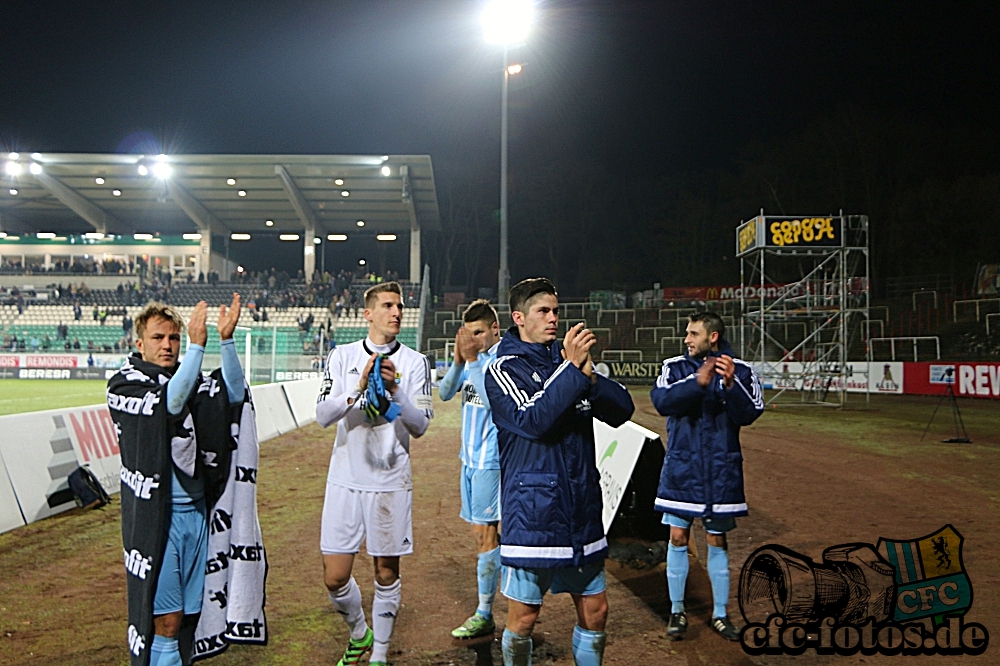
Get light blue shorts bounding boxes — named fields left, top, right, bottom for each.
left=500, top=561, right=606, bottom=606
left=153, top=501, right=208, bottom=616
left=663, top=512, right=737, bottom=535
left=459, top=467, right=500, bottom=525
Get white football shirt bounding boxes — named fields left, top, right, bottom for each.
left=317, top=338, right=433, bottom=491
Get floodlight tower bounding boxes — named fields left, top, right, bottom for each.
left=483, top=0, right=533, bottom=308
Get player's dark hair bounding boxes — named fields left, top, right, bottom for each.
left=364, top=281, right=402, bottom=308
left=509, top=278, right=557, bottom=314
left=462, top=299, right=498, bottom=325
left=689, top=311, right=725, bottom=339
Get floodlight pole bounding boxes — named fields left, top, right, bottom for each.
left=498, top=45, right=511, bottom=307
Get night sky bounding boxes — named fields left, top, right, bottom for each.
left=2, top=0, right=998, bottom=283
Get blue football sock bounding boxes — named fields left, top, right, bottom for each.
left=572, top=625, right=606, bottom=666
left=476, top=547, right=500, bottom=618
left=666, top=543, right=689, bottom=614
left=502, top=628, right=532, bottom=666
left=707, top=544, right=730, bottom=619
left=149, top=634, right=182, bottom=666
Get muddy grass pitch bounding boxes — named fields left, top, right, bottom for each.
left=1, top=391, right=997, bottom=665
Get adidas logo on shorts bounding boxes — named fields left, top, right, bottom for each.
left=402, top=537, right=411, bottom=546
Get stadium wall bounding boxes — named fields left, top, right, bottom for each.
left=0, top=377, right=321, bottom=535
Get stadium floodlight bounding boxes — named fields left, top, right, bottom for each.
left=95, top=177, right=105, bottom=185
left=376, top=234, right=397, bottom=241
left=30, top=152, right=42, bottom=159
left=334, top=178, right=344, bottom=186
left=226, top=178, right=236, bottom=185
left=381, top=155, right=389, bottom=161
left=340, top=190, right=350, bottom=197
left=29, top=162, right=42, bottom=175
left=238, top=190, right=247, bottom=197
left=7, top=152, right=18, bottom=160
left=357, top=220, right=365, bottom=227
left=112, top=189, right=122, bottom=196
left=359, top=258, right=366, bottom=266
left=265, top=219, right=274, bottom=227
left=237, top=265, right=244, bottom=273
left=279, top=234, right=300, bottom=241
left=231, top=233, right=251, bottom=241
left=36, top=232, right=56, bottom=239
left=381, top=166, right=391, bottom=177
left=182, top=233, right=202, bottom=240
left=151, top=162, right=172, bottom=179
left=137, top=164, right=148, bottom=176
left=134, top=233, right=154, bottom=240
left=85, top=232, right=105, bottom=240
left=8, top=189, right=17, bottom=195
left=328, top=234, right=348, bottom=241
left=482, top=0, right=534, bottom=45
left=5, top=161, right=22, bottom=176
left=507, top=63, right=523, bottom=75
left=313, top=236, right=321, bottom=244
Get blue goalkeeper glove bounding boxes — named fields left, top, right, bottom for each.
left=361, top=354, right=401, bottom=423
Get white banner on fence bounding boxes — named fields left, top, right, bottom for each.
left=593, top=420, right=662, bottom=533
left=756, top=361, right=904, bottom=394
left=0, top=453, right=26, bottom=533
left=249, top=383, right=296, bottom=441
left=281, top=377, right=321, bottom=427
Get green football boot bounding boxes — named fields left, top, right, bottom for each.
left=451, top=612, right=496, bottom=639
left=336, top=627, right=374, bottom=666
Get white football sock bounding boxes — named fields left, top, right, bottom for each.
left=329, top=577, right=369, bottom=641
left=371, top=578, right=401, bottom=662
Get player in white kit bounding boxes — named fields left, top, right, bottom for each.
left=316, top=282, right=434, bottom=666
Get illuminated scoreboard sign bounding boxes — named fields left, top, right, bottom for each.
left=737, top=215, right=844, bottom=255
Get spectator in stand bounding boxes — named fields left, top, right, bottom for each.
left=198, top=271, right=205, bottom=284
left=99, top=308, right=108, bottom=326
left=87, top=340, right=95, bottom=351
left=74, top=302, right=82, bottom=321
left=87, top=353, right=95, bottom=367
left=261, top=309, right=269, bottom=323
left=93, top=305, right=99, bottom=321
left=57, top=321, right=68, bottom=340
left=29, top=334, right=40, bottom=351
left=42, top=334, right=51, bottom=350
left=73, top=338, right=81, bottom=350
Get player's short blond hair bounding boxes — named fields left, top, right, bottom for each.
left=364, top=281, right=402, bottom=308
left=134, top=302, right=185, bottom=339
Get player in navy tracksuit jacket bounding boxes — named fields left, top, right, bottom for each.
left=650, top=311, right=763, bottom=642
left=484, top=278, right=633, bottom=666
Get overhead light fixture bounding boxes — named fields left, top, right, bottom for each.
left=381, top=166, right=391, bottom=177
left=356, top=220, right=365, bottom=227
left=334, top=178, right=344, bottom=186
left=313, top=237, right=321, bottom=244
left=231, top=233, right=251, bottom=241
left=137, top=165, right=148, bottom=176
left=507, top=63, right=523, bottom=75
left=226, top=178, right=236, bottom=186
left=327, top=234, right=347, bottom=241
left=3, top=235, right=18, bottom=240
left=7, top=152, right=18, bottom=160
left=151, top=162, right=172, bottom=179
left=182, top=233, right=202, bottom=240
left=8, top=188, right=17, bottom=195
left=482, top=0, right=535, bottom=45
left=237, top=265, right=244, bottom=273
left=36, top=232, right=56, bottom=239
left=5, top=161, right=22, bottom=176
left=340, top=190, right=350, bottom=197
left=95, top=177, right=106, bottom=185
left=376, top=234, right=397, bottom=241
left=134, top=233, right=154, bottom=240
left=265, top=219, right=274, bottom=227
left=279, top=234, right=300, bottom=241
left=359, top=258, right=367, bottom=266
left=112, top=189, right=122, bottom=196
left=30, top=153, right=42, bottom=160
left=29, top=162, right=42, bottom=175
left=53, top=236, right=67, bottom=241
left=85, top=232, right=105, bottom=240
left=238, top=190, right=247, bottom=197
left=0, top=232, right=6, bottom=238
left=381, top=155, right=389, bottom=161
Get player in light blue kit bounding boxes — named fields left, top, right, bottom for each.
left=439, top=299, right=503, bottom=640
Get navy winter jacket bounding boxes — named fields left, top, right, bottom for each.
left=485, top=327, right=635, bottom=569
left=650, top=340, right=763, bottom=519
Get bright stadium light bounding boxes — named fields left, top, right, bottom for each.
left=85, top=232, right=105, bottom=240
left=376, top=234, right=397, bottom=241
left=231, top=233, right=251, bottom=241
left=95, top=177, right=105, bottom=185
left=5, top=161, right=22, bottom=176
left=29, top=162, right=42, bottom=175
left=0, top=232, right=7, bottom=238
left=265, top=219, right=274, bottom=227
left=30, top=152, right=42, bottom=160
left=8, top=189, right=17, bottom=195
left=112, top=189, right=122, bottom=196
left=36, top=232, right=56, bottom=239
left=279, top=234, right=300, bottom=241
left=328, top=234, right=347, bottom=241
left=226, top=178, right=236, bottom=185
left=359, top=258, right=366, bottom=266
left=334, top=178, right=344, bottom=186
left=507, top=63, right=523, bottom=75
left=381, top=166, right=391, bottom=177
left=137, top=164, right=148, bottom=176
left=238, top=190, right=247, bottom=197
left=482, top=0, right=534, bottom=45
left=134, top=233, right=154, bottom=240
left=237, top=265, right=244, bottom=273
left=341, top=190, right=350, bottom=197
left=151, top=162, right=172, bottom=179
left=7, top=152, right=18, bottom=160
left=182, top=233, right=202, bottom=240
left=313, top=236, right=321, bottom=244
left=357, top=220, right=365, bottom=227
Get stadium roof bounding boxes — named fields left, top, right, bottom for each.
left=0, top=153, right=440, bottom=237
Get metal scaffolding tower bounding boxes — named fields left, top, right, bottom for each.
left=737, top=211, right=870, bottom=406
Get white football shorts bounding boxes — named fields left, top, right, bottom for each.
left=320, top=483, right=414, bottom=557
